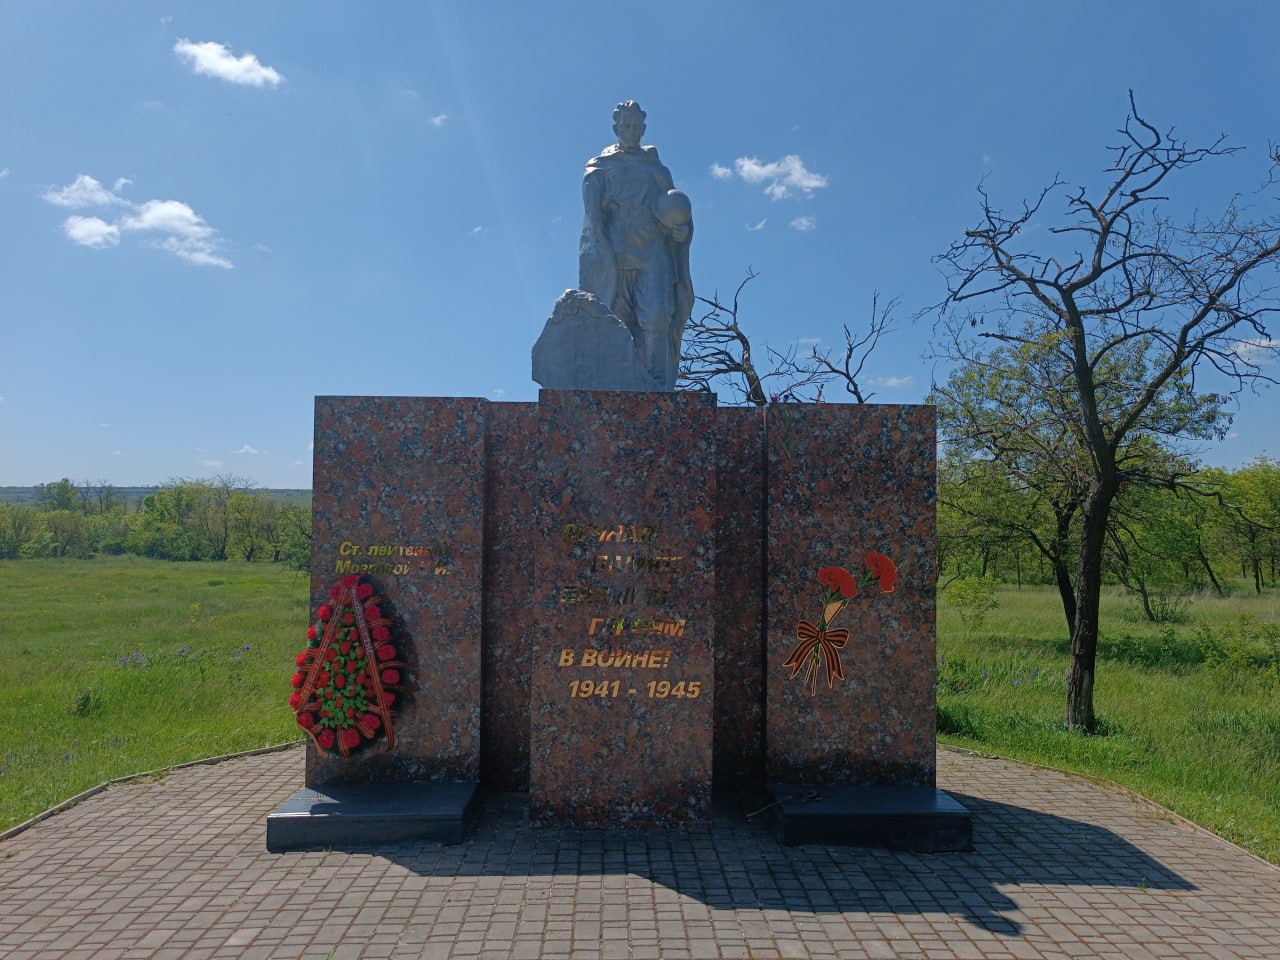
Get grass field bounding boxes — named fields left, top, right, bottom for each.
left=0, top=556, right=307, bottom=832
left=2, top=557, right=1278, bottom=867
left=938, top=583, right=1280, bottom=865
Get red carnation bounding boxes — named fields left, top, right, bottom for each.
left=306, top=625, right=318, bottom=641
left=341, top=574, right=358, bottom=588
left=361, top=713, right=381, bottom=730
left=318, top=604, right=332, bottom=621
left=329, top=585, right=341, bottom=600
left=316, top=729, right=335, bottom=749
left=296, top=712, right=315, bottom=729
left=339, top=727, right=361, bottom=749
left=324, top=647, right=337, bottom=662
left=357, top=672, right=366, bottom=684
left=318, top=672, right=331, bottom=687
left=377, top=645, right=395, bottom=661
left=351, top=644, right=363, bottom=658
left=340, top=641, right=351, bottom=655
left=372, top=625, right=390, bottom=642
left=817, top=565, right=858, bottom=600
left=335, top=674, right=346, bottom=689
left=343, top=613, right=353, bottom=626
left=295, top=652, right=308, bottom=667
left=357, top=583, right=373, bottom=599
left=865, top=551, right=897, bottom=592
left=381, top=669, right=400, bottom=685
left=290, top=672, right=304, bottom=688
left=346, top=707, right=356, bottom=718
left=288, top=692, right=302, bottom=710
left=364, top=606, right=381, bottom=620
left=381, top=692, right=396, bottom=706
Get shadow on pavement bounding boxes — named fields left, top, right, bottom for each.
left=303, top=789, right=1194, bottom=936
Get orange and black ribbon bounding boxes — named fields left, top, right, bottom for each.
left=783, top=619, right=849, bottom=694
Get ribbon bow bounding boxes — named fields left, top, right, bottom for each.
left=783, top=619, right=850, bottom=695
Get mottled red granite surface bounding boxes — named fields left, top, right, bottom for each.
left=308, top=396, right=485, bottom=786
left=480, top=403, right=538, bottom=791
left=306, top=394, right=937, bottom=811
left=528, top=390, right=717, bottom=827
left=712, top=407, right=767, bottom=792
left=764, top=404, right=937, bottom=787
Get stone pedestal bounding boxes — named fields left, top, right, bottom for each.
left=267, top=393, right=968, bottom=852
left=765, top=404, right=938, bottom=787
left=528, top=390, right=717, bottom=827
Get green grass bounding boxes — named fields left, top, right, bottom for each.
left=0, top=556, right=308, bottom=832
left=939, top=582, right=1280, bottom=865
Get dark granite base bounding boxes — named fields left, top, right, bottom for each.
left=767, top=783, right=972, bottom=852
left=266, top=781, right=479, bottom=851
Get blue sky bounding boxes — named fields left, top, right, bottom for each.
left=3, top=1, right=1279, bottom=488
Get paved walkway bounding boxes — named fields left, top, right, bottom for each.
left=1, top=748, right=1278, bottom=960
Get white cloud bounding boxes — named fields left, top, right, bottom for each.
left=470, top=226, right=487, bottom=237
left=709, top=163, right=732, bottom=180
left=112, top=177, right=132, bottom=193
left=112, top=449, right=123, bottom=456
left=1235, top=337, right=1276, bottom=364
left=747, top=218, right=767, bottom=232
left=0, top=168, right=9, bottom=179
left=173, top=38, right=284, bottom=87
left=732, top=155, right=828, bottom=199
left=430, top=113, right=450, bottom=127
left=199, top=458, right=225, bottom=468
left=63, top=216, right=121, bottom=248
left=794, top=337, right=820, bottom=346
left=400, top=89, right=421, bottom=101
left=121, top=199, right=232, bottom=268
left=0, top=394, right=6, bottom=403
left=235, top=444, right=261, bottom=454
left=156, top=235, right=232, bottom=268
left=491, top=388, right=506, bottom=399
left=43, top=174, right=125, bottom=208
left=98, top=422, right=112, bottom=429
left=873, top=375, right=916, bottom=388
left=308, top=441, right=314, bottom=451
left=290, top=459, right=305, bottom=467
left=789, top=215, right=817, bottom=232
left=122, top=199, right=213, bottom=237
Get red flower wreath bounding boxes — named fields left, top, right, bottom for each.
left=289, top=574, right=404, bottom=757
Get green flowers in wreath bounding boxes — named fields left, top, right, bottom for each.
left=288, top=574, right=404, bottom=757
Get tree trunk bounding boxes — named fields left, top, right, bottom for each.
left=1053, top=556, right=1077, bottom=634
left=1197, top=546, right=1224, bottom=597
left=1067, top=489, right=1114, bottom=733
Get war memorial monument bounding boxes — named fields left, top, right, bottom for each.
left=267, top=101, right=971, bottom=852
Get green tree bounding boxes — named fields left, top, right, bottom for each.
left=34, top=478, right=79, bottom=513
left=934, top=95, right=1280, bottom=731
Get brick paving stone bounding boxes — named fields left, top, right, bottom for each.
left=3, top=746, right=1280, bottom=958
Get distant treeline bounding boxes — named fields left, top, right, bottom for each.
left=0, top=477, right=311, bottom=568
left=940, top=456, right=1280, bottom=616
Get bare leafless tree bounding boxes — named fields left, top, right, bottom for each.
left=934, top=92, right=1280, bottom=731
left=678, top=269, right=898, bottom=405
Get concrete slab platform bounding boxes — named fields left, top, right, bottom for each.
left=265, top=779, right=478, bottom=851
left=768, top=782, right=973, bottom=851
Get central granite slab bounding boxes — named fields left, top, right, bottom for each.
left=528, top=390, right=717, bottom=827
